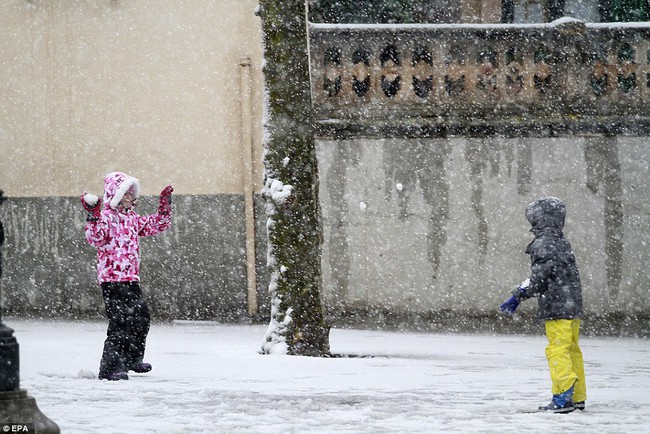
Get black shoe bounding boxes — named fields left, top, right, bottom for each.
left=98, top=371, right=129, bottom=381
left=574, top=401, right=585, bottom=411
left=129, top=362, right=152, bottom=373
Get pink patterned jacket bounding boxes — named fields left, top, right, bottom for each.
left=85, top=172, right=172, bottom=283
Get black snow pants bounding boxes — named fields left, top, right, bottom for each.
left=99, top=281, right=151, bottom=376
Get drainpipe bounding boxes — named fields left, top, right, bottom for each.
left=239, top=57, right=258, bottom=318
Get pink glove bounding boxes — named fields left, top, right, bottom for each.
left=158, top=185, right=173, bottom=215
left=80, top=193, right=101, bottom=221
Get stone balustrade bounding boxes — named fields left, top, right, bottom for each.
left=309, top=19, right=650, bottom=137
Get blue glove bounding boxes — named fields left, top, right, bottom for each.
left=500, top=295, right=520, bottom=314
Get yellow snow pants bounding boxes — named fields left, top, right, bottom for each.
left=545, top=319, right=587, bottom=402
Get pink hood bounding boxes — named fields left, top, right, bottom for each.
left=103, top=171, right=141, bottom=210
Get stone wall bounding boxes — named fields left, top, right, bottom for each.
left=317, top=136, right=650, bottom=334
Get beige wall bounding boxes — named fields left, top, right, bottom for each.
left=0, top=0, right=264, bottom=197
left=461, top=0, right=502, bottom=23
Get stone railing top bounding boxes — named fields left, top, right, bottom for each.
left=308, top=18, right=650, bottom=137
left=310, top=17, right=650, bottom=31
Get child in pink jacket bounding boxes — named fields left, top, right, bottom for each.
left=81, top=172, right=173, bottom=381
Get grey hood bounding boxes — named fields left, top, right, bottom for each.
left=525, top=196, right=566, bottom=236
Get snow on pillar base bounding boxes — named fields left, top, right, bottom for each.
left=0, top=389, right=59, bottom=434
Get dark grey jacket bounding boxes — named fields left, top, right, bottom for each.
left=514, top=197, right=583, bottom=321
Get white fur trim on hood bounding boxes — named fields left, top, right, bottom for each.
left=103, top=171, right=141, bottom=210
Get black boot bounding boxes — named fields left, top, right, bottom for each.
left=129, top=362, right=152, bottom=373
left=98, top=371, right=129, bottom=381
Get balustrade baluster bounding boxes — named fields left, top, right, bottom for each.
left=309, top=22, right=650, bottom=135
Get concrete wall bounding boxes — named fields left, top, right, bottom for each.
left=317, top=136, right=650, bottom=332
left=0, top=194, right=270, bottom=320
left=0, top=0, right=264, bottom=197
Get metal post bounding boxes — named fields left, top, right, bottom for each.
left=239, top=58, right=259, bottom=319
left=0, top=190, right=59, bottom=433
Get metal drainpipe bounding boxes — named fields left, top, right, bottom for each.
left=239, top=57, right=258, bottom=318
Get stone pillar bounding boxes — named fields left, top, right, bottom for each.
left=461, top=0, right=482, bottom=23
left=461, top=0, right=502, bottom=23
left=480, top=0, right=504, bottom=22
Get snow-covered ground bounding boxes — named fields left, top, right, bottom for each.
left=7, top=319, right=650, bottom=433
